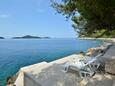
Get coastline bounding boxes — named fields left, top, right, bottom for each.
left=0, top=38, right=100, bottom=86
left=7, top=39, right=115, bottom=86
left=79, top=37, right=115, bottom=42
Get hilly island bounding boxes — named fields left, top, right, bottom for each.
left=12, top=35, right=50, bottom=39
left=0, top=37, right=5, bottom=39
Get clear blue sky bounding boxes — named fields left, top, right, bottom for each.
left=0, top=0, right=76, bottom=38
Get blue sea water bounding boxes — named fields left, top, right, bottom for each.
left=0, top=38, right=102, bottom=86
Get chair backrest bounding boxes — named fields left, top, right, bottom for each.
left=83, top=53, right=102, bottom=67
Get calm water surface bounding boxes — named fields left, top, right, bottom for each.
left=0, top=38, right=102, bottom=86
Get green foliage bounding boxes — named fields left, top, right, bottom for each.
left=51, top=0, right=115, bottom=37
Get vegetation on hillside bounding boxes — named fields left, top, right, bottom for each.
left=51, top=0, right=115, bottom=38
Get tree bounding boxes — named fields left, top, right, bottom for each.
left=51, top=0, right=115, bottom=38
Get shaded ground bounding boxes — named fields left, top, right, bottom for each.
left=30, top=62, right=115, bottom=86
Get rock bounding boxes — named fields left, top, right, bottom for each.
left=86, top=48, right=96, bottom=56
left=7, top=76, right=16, bottom=85
left=86, top=48, right=101, bottom=56
left=79, top=51, right=85, bottom=56
left=105, top=58, right=115, bottom=74
left=7, top=73, right=19, bottom=86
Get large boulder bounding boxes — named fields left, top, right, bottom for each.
left=105, top=58, right=115, bottom=74
left=102, top=45, right=115, bottom=74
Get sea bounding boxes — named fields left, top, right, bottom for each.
left=0, top=38, right=102, bottom=86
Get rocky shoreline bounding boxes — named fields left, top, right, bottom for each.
left=7, top=40, right=115, bottom=86
left=79, top=38, right=115, bottom=42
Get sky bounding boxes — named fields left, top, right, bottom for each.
left=0, top=0, right=76, bottom=38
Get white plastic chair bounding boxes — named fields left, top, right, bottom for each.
left=64, top=54, right=102, bottom=78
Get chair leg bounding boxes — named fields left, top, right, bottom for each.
left=79, top=71, right=95, bottom=78
left=65, top=66, right=69, bottom=72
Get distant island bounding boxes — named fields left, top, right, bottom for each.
left=0, top=37, right=5, bottom=39
left=12, top=35, right=50, bottom=39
